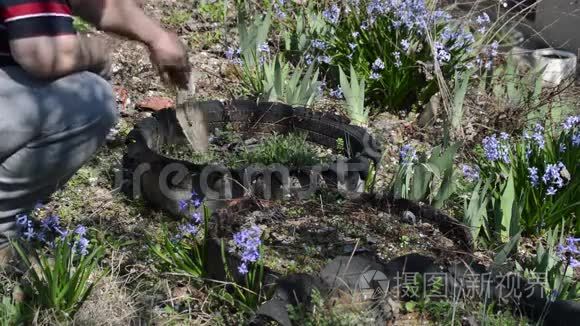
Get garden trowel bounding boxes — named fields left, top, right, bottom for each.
left=175, top=71, right=209, bottom=153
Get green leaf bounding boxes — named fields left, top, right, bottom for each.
left=405, top=301, right=417, bottom=312
left=493, top=231, right=521, bottom=267
left=464, top=179, right=491, bottom=241
left=339, top=65, right=368, bottom=126
left=499, top=170, right=516, bottom=242
left=451, top=68, right=475, bottom=131
left=432, top=165, right=456, bottom=209
left=410, top=164, right=431, bottom=202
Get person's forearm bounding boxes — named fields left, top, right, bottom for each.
left=10, top=34, right=107, bottom=79
left=69, top=0, right=166, bottom=47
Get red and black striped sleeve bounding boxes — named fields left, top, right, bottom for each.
left=1, top=0, right=76, bottom=40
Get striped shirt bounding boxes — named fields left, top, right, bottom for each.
left=0, top=0, right=76, bottom=66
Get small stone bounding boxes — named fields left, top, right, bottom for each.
left=367, top=235, right=380, bottom=245
left=400, top=211, right=416, bottom=224
left=137, top=96, right=174, bottom=111
left=342, top=244, right=355, bottom=254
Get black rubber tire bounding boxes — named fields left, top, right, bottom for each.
left=122, top=101, right=382, bottom=213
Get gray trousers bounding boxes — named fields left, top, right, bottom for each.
left=0, top=66, right=118, bottom=248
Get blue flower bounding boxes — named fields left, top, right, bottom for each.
left=330, top=87, right=343, bottom=99
left=225, top=47, right=236, bottom=60
left=399, top=144, right=417, bottom=163
left=573, top=133, right=580, bottom=147
left=54, top=227, right=69, bottom=238
left=435, top=42, right=451, bottom=63
left=191, top=212, right=202, bottom=224
left=559, top=143, right=567, bottom=153
left=317, top=80, right=327, bottom=95
left=351, top=32, right=359, bottom=38
left=488, top=41, right=499, bottom=57
left=311, top=39, right=327, bottom=50
left=401, top=39, right=410, bottom=52
left=304, top=53, right=313, bottom=65
left=392, top=51, right=402, bottom=68
left=178, top=200, right=189, bottom=212
left=462, top=165, right=480, bottom=182
left=75, top=237, right=90, bottom=256
left=257, top=42, right=270, bottom=53
left=370, top=72, right=381, bottom=80
left=238, top=263, right=249, bottom=275
left=562, top=115, right=579, bottom=130
left=74, top=225, right=87, bottom=236
left=360, top=20, right=369, bottom=30
left=476, top=12, right=490, bottom=33
left=258, top=56, right=267, bottom=66
left=556, top=237, right=580, bottom=268
left=317, top=55, right=331, bottom=64
left=225, top=47, right=242, bottom=64
left=530, top=124, right=545, bottom=149
left=16, top=214, right=29, bottom=226
left=274, top=0, right=286, bottom=19
left=541, top=162, right=567, bottom=195
left=232, top=225, right=262, bottom=275
left=528, top=167, right=539, bottom=187
left=322, top=4, right=340, bottom=24
left=41, top=215, right=60, bottom=230
left=178, top=223, right=198, bottom=237
left=482, top=134, right=510, bottom=163
left=371, top=58, right=385, bottom=71
left=22, top=225, right=35, bottom=241
left=348, top=42, right=357, bottom=50
left=191, top=198, right=202, bottom=209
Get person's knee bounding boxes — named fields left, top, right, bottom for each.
left=46, top=71, right=118, bottom=134
left=84, top=72, right=118, bottom=133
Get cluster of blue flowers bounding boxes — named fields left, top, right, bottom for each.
left=400, top=38, right=410, bottom=52
left=225, top=47, right=242, bottom=65
left=224, top=41, right=272, bottom=66
left=462, top=164, right=480, bottom=182
left=528, top=166, right=540, bottom=187
left=273, top=0, right=286, bottom=19
left=370, top=58, right=384, bottom=80
left=399, top=144, right=417, bottom=163
left=434, top=42, right=451, bottom=63
left=475, top=40, right=499, bottom=70
left=176, top=192, right=204, bottom=240
left=15, top=205, right=90, bottom=256
left=311, top=39, right=328, bottom=51
left=556, top=237, right=580, bottom=269
left=541, top=162, right=567, bottom=196
left=475, top=12, right=490, bottom=34
left=482, top=133, right=511, bottom=164
left=562, top=115, right=579, bottom=131
left=230, top=225, right=262, bottom=275
left=562, top=115, right=579, bottom=147
left=323, top=3, right=341, bottom=24
left=392, top=51, right=402, bottom=67
left=329, top=87, right=343, bottom=99
left=524, top=123, right=546, bottom=149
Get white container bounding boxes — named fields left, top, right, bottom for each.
left=532, top=48, right=577, bottom=86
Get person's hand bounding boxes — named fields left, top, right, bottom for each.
left=147, top=31, right=191, bottom=89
